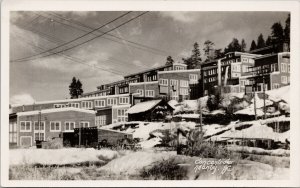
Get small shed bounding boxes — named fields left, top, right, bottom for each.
left=127, top=99, right=174, bottom=122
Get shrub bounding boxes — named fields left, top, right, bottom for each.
left=140, top=157, right=188, bottom=180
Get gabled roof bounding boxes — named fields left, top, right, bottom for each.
left=127, top=99, right=174, bottom=114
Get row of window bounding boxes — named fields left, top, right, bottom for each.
left=53, top=97, right=130, bottom=109
left=159, top=77, right=194, bottom=87
left=19, top=121, right=90, bottom=132
left=137, top=89, right=155, bottom=97
left=281, top=76, right=290, bottom=84
left=281, top=63, right=290, bottom=73
left=119, top=87, right=129, bottom=94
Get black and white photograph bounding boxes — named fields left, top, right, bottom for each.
left=1, top=0, right=300, bottom=187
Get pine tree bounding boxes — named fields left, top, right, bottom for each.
left=165, top=56, right=174, bottom=66
left=250, top=40, right=257, bottom=51
left=182, top=42, right=202, bottom=69
left=224, top=38, right=242, bottom=53
left=284, top=14, right=290, bottom=42
left=76, top=79, right=83, bottom=97
left=256, top=33, right=266, bottom=49
left=266, top=36, right=272, bottom=46
left=69, top=77, right=83, bottom=99
left=241, top=39, right=246, bottom=52
left=271, top=22, right=284, bottom=44
left=203, top=40, right=215, bottom=61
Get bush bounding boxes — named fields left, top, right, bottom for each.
left=185, top=142, right=234, bottom=159
left=207, top=94, right=220, bottom=111
left=140, top=157, right=188, bottom=180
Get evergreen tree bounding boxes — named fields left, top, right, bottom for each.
left=214, top=49, right=224, bottom=59
left=183, top=42, right=202, bottom=69
left=203, top=40, right=215, bottom=61
left=165, top=56, right=174, bottom=66
left=224, top=38, right=242, bottom=53
left=284, top=13, right=290, bottom=42
left=271, top=22, right=284, bottom=44
left=69, top=77, right=83, bottom=99
left=76, top=79, right=83, bottom=98
left=250, top=40, right=257, bottom=51
left=265, top=36, right=272, bottom=46
left=256, top=33, right=266, bottom=49
left=241, top=39, right=246, bottom=52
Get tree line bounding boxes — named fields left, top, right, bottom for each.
left=165, top=14, right=290, bottom=69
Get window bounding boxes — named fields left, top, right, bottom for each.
left=80, top=122, right=90, bottom=128
left=180, top=80, right=189, bottom=87
left=50, top=121, right=61, bottom=132
left=273, top=83, right=280, bottom=89
left=170, top=79, right=178, bottom=86
left=137, top=89, right=144, bottom=96
left=119, top=97, right=129, bottom=104
left=145, top=90, right=155, bottom=97
left=95, top=115, right=106, bottom=127
left=270, top=64, right=277, bottom=72
left=107, top=98, right=117, bottom=106
left=117, top=109, right=128, bottom=122
left=180, top=88, right=189, bottom=95
left=170, top=90, right=178, bottom=100
left=9, top=122, right=17, bottom=143
left=54, top=104, right=65, bottom=108
left=281, top=76, right=287, bottom=84
left=34, top=132, right=45, bottom=141
left=69, top=103, right=80, bottom=108
left=287, top=64, right=290, bottom=73
left=281, top=63, right=287, bottom=72
left=81, top=101, right=93, bottom=109
left=20, top=121, right=31, bottom=132
left=189, top=74, right=198, bottom=82
left=65, top=122, right=75, bottom=131
left=159, top=79, right=168, bottom=86
left=95, top=100, right=105, bottom=107
left=34, top=121, right=45, bottom=131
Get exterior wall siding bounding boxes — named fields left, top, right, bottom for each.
left=129, top=82, right=159, bottom=98
left=17, top=110, right=96, bottom=147
left=11, top=94, right=132, bottom=114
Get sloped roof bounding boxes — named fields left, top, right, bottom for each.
left=17, top=107, right=96, bottom=116
left=126, top=100, right=162, bottom=114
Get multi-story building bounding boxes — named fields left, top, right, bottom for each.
left=248, top=52, right=290, bottom=91
left=9, top=93, right=138, bottom=147
left=15, top=108, right=96, bottom=147
left=158, top=69, right=201, bottom=101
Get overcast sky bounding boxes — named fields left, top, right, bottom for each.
left=9, top=11, right=289, bottom=104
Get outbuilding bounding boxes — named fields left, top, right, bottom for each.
left=127, top=99, right=174, bottom=122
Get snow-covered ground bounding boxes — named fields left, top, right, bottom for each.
left=10, top=148, right=118, bottom=166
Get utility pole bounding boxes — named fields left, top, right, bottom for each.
left=263, top=75, right=266, bottom=119
left=198, top=98, right=203, bottom=132
left=78, top=121, right=81, bottom=147
left=253, top=87, right=257, bottom=120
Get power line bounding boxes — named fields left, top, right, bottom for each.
left=11, top=34, right=128, bottom=76
left=11, top=11, right=132, bottom=62
left=48, top=11, right=171, bottom=56
left=16, top=20, right=148, bottom=69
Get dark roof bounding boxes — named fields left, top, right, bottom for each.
left=124, top=64, right=172, bottom=78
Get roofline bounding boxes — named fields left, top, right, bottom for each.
left=17, top=107, right=96, bottom=116
left=11, top=93, right=137, bottom=108
left=224, top=51, right=262, bottom=57
left=124, top=64, right=172, bottom=78
left=157, top=69, right=200, bottom=74
left=129, top=81, right=158, bottom=86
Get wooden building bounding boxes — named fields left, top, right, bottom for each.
left=127, top=99, right=174, bottom=122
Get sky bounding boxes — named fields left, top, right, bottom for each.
left=9, top=11, right=289, bottom=104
